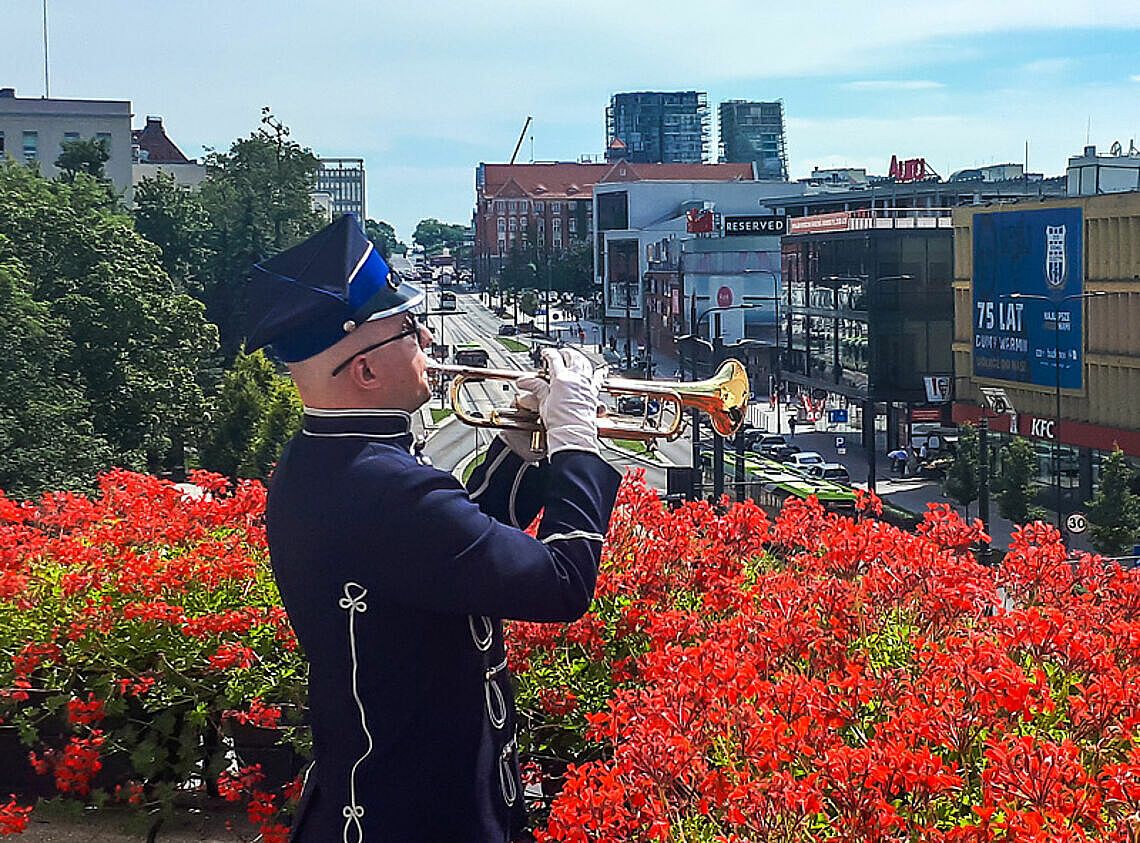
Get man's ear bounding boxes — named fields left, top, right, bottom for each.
left=348, top=355, right=384, bottom=390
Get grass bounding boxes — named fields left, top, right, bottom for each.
left=430, top=407, right=454, bottom=424
left=496, top=337, right=528, bottom=353
left=462, top=452, right=488, bottom=484
left=610, top=439, right=659, bottom=461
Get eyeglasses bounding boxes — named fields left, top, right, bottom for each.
left=331, top=313, right=423, bottom=377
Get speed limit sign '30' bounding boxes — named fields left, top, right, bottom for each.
left=1066, top=512, right=1088, bottom=535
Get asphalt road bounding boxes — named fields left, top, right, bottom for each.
left=419, top=288, right=687, bottom=489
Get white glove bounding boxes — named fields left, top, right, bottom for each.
left=539, top=347, right=604, bottom=456
left=497, top=376, right=549, bottom=463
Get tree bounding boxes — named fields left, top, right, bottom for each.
left=133, top=170, right=213, bottom=295
left=55, top=137, right=110, bottom=182
left=364, top=219, right=406, bottom=259
left=198, top=350, right=301, bottom=480
left=996, top=437, right=1044, bottom=525
left=0, top=257, right=112, bottom=498
left=499, top=245, right=539, bottom=292
left=0, top=160, right=218, bottom=476
left=518, top=290, right=539, bottom=317
left=548, top=240, right=595, bottom=297
left=1087, top=447, right=1140, bottom=556
left=943, top=423, right=980, bottom=517
left=198, top=109, right=324, bottom=356
left=413, top=218, right=467, bottom=255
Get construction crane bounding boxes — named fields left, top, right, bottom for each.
left=509, top=116, right=532, bottom=165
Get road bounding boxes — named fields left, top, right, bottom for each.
left=418, top=287, right=684, bottom=489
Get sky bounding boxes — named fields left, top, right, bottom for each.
left=3, top=1, right=1140, bottom=243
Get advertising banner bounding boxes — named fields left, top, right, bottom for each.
left=972, top=207, right=1083, bottom=389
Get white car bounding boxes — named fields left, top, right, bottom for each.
left=783, top=451, right=825, bottom=469
left=806, top=463, right=851, bottom=484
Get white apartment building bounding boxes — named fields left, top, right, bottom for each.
left=0, top=87, right=132, bottom=192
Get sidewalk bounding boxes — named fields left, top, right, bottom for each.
left=19, top=796, right=254, bottom=842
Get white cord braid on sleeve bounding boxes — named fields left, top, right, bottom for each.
left=541, top=530, right=605, bottom=544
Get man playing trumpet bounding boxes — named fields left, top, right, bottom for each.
left=244, top=215, right=621, bottom=842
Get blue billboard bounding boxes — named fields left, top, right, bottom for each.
left=972, top=207, right=1083, bottom=389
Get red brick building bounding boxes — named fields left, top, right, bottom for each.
left=473, top=159, right=755, bottom=287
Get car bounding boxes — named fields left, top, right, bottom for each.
left=783, top=451, right=825, bottom=469
left=453, top=344, right=489, bottom=367
left=761, top=442, right=800, bottom=460
left=806, top=463, right=851, bottom=484
left=497, top=324, right=520, bottom=336
left=742, top=430, right=786, bottom=449
left=616, top=396, right=661, bottom=416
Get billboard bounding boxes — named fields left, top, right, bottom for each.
left=972, top=207, right=1083, bottom=389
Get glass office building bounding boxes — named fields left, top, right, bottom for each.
left=781, top=209, right=954, bottom=450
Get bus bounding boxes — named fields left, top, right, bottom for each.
left=721, top=452, right=857, bottom=516
left=439, top=290, right=457, bottom=311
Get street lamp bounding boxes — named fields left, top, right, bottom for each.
left=1007, top=289, right=1108, bottom=530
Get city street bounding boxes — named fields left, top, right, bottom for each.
left=418, top=287, right=681, bottom=488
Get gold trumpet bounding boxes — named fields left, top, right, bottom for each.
left=428, top=359, right=750, bottom=442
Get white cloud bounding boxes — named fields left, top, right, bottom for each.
left=1131, top=74, right=1140, bottom=82
left=842, top=80, right=946, bottom=91
left=1019, top=58, right=1074, bottom=74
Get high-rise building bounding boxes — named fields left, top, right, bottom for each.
left=605, top=91, right=709, bottom=164
left=316, top=158, right=366, bottom=220
left=718, top=100, right=788, bottom=181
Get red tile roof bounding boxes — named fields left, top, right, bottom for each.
left=132, top=117, right=191, bottom=165
left=479, top=160, right=755, bottom=201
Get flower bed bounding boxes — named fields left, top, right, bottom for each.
left=3, top=469, right=1140, bottom=840
left=510, top=478, right=1140, bottom=841
left=0, top=470, right=304, bottom=839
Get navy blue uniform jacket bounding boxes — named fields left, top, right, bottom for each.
left=266, top=409, right=621, bottom=842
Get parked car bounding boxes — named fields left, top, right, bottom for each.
left=601, top=348, right=623, bottom=367
left=497, top=324, right=520, bottom=336
left=806, top=463, right=851, bottom=484
left=783, top=451, right=825, bottom=469
left=762, top=442, right=801, bottom=460
left=743, top=430, right=785, bottom=449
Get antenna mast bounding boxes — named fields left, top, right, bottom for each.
left=42, top=0, right=50, bottom=97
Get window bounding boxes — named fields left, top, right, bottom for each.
left=568, top=200, right=576, bottom=210
left=63, top=131, right=80, bottom=145
left=509, top=217, right=517, bottom=232
left=535, top=201, right=544, bottom=212
left=568, top=218, right=577, bottom=234
left=497, top=217, right=506, bottom=234
left=597, top=191, right=629, bottom=230
left=95, top=132, right=111, bottom=155
left=552, top=201, right=562, bottom=214
left=0, top=132, right=5, bottom=159
left=22, top=131, right=38, bottom=162
left=552, top=218, right=562, bottom=234
left=498, top=238, right=506, bottom=254
left=553, top=236, right=562, bottom=249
